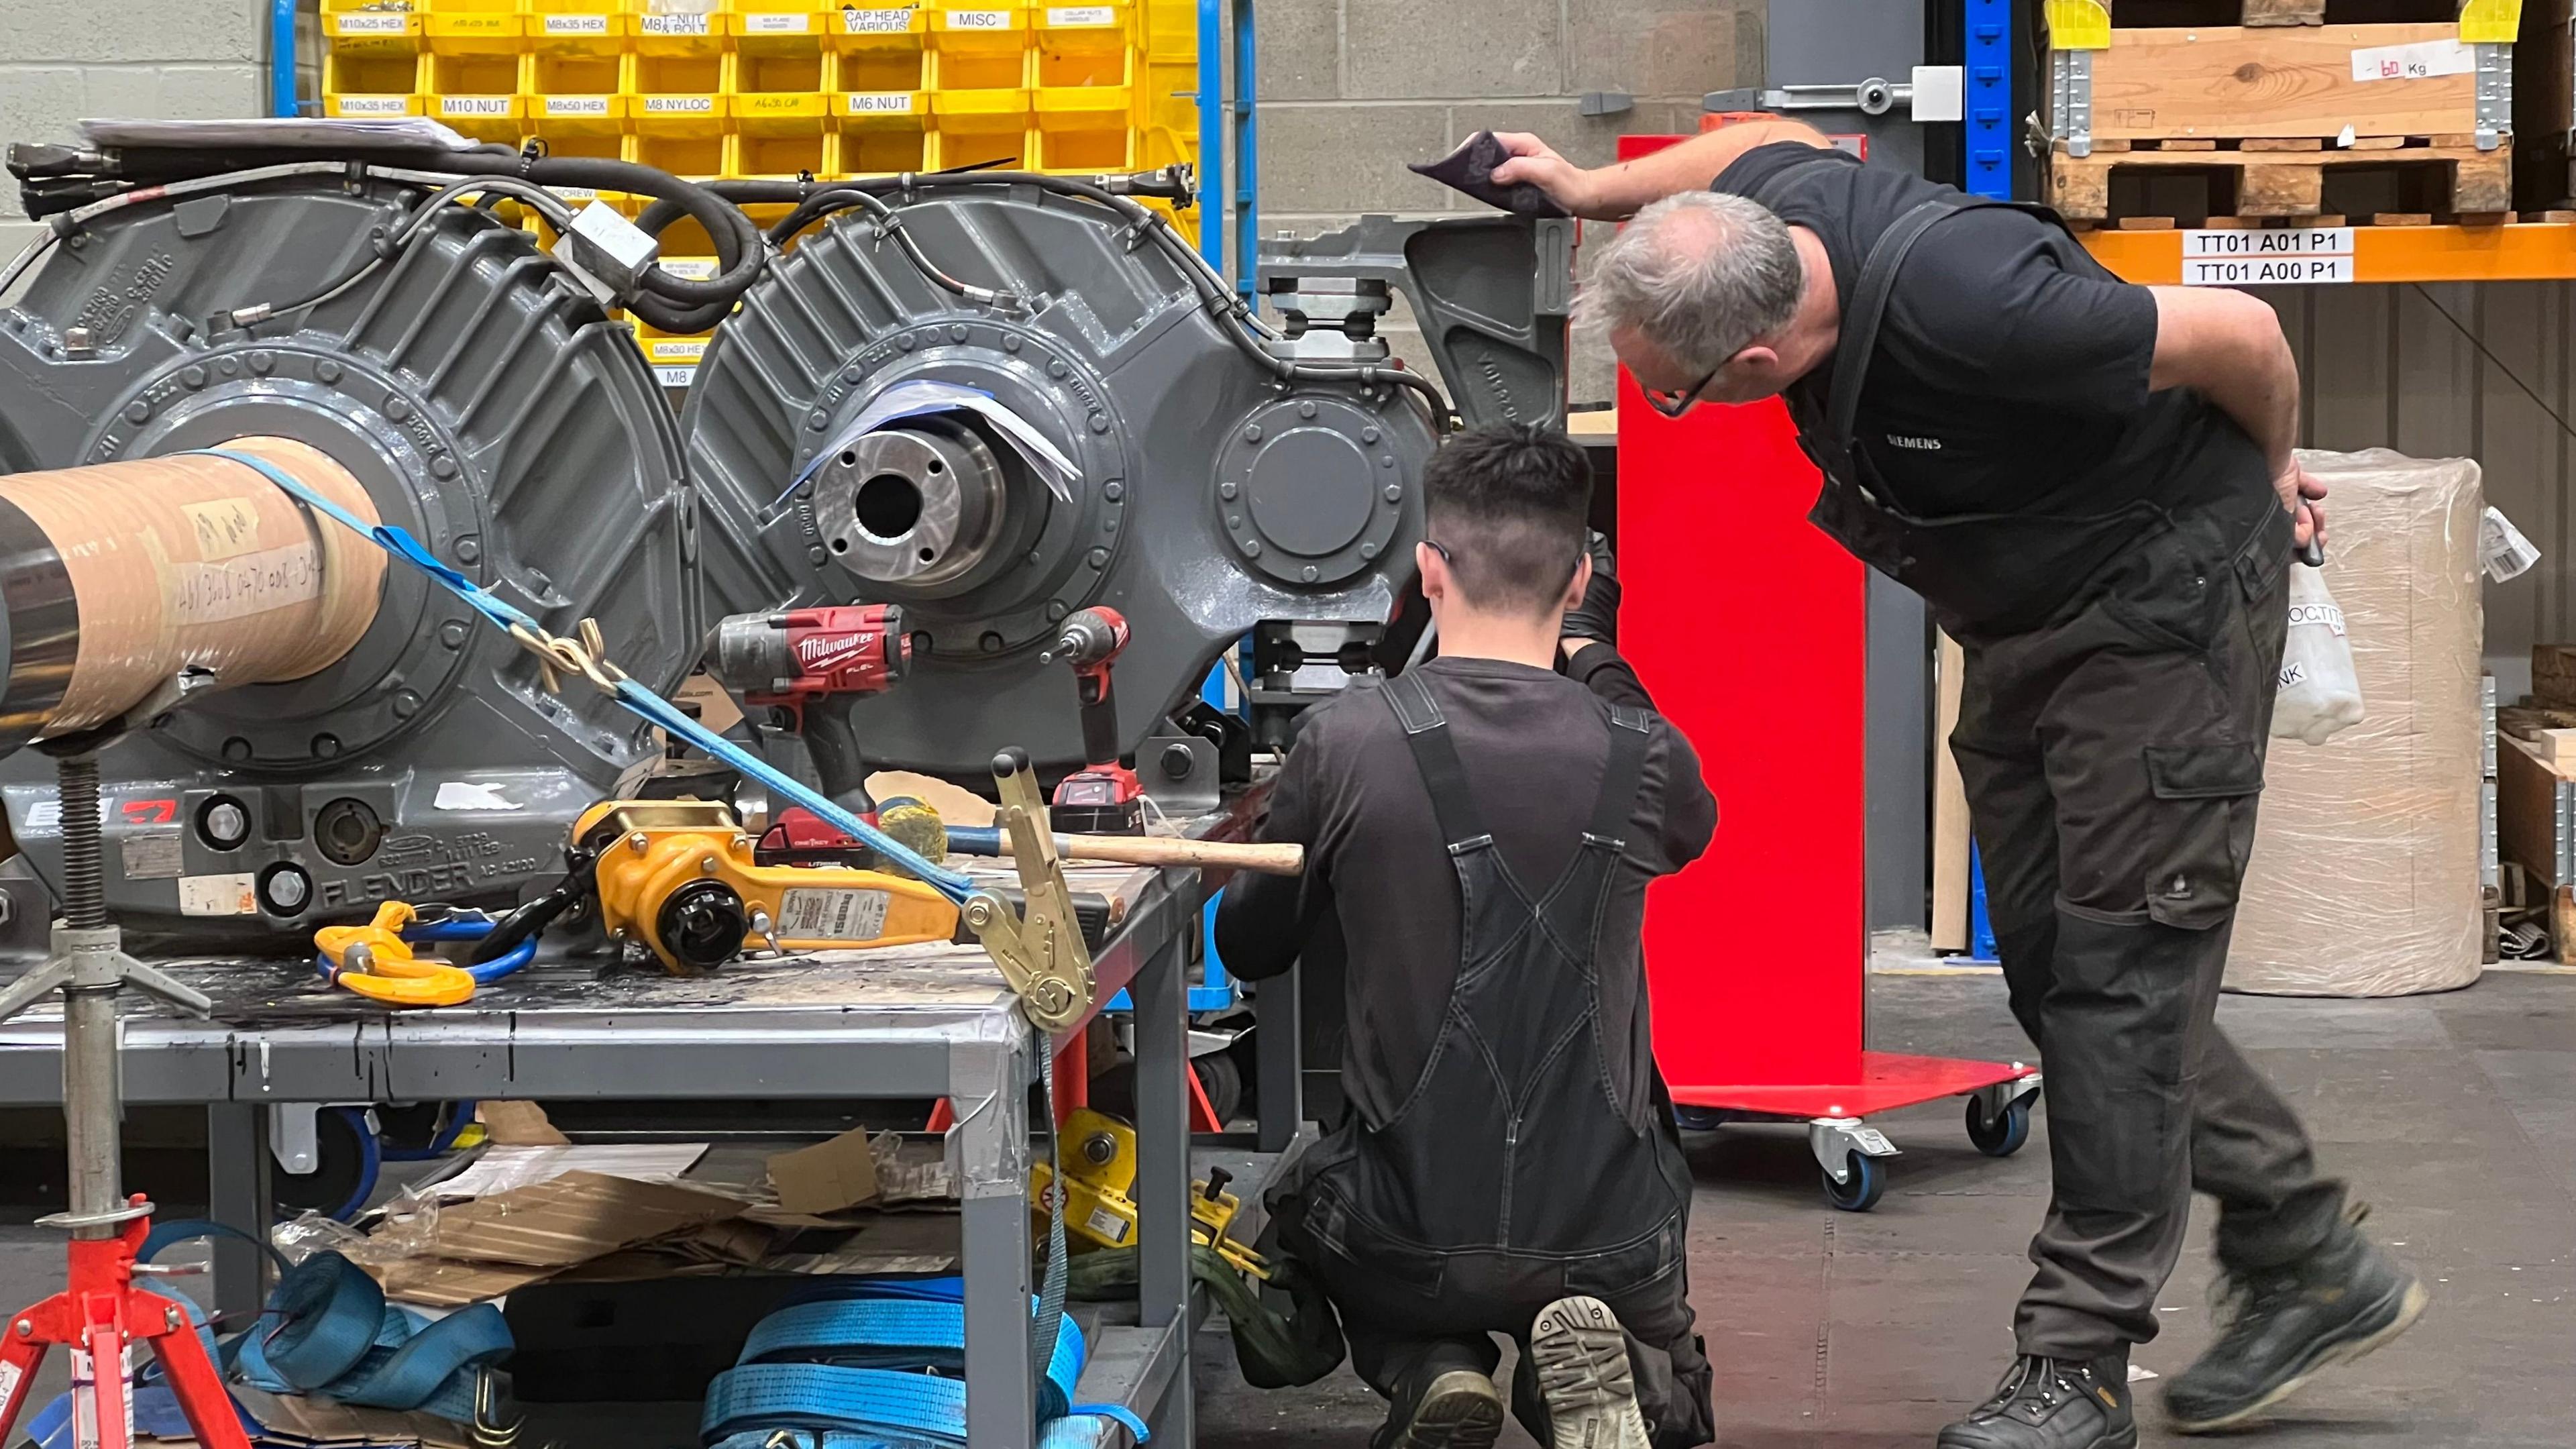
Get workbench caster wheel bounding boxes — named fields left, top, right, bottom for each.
left=1966, top=1093, right=2032, bottom=1158
left=273, top=1106, right=380, bottom=1223
left=1672, top=1105, right=1729, bottom=1133
left=1822, top=1152, right=1884, bottom=1212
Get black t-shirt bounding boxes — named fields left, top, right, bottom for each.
left=1713, top=143, right=2270, bottom=525
left=1213, top=650, right=1715, bottom=1134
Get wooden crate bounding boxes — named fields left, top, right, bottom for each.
left=2046, top=17, right=2519, bottom=222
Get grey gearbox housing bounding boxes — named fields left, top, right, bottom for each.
left=684, top=180, right=1572, bottom=777
left=0, top=175, right=698, bottom=941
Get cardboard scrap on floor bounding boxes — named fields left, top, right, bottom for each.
left=369, top=1171, right=749, bottom=1305
left=428, top=1142, right=709, bottom=1199
left=475, top=1099, right=570, bottom=1146
left=354, top=1140, right=961, bottom=1305
left=765, top=1126, right=881, bottom=1215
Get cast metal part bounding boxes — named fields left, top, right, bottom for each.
left=0, top=176, right=698, bottom=940
left=1256, top=213, right=1574, bottom=431
left=812, top=421, right=1010, bottom=591
left=684, top=182, right=1456, bottom=777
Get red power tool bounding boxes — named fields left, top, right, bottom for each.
left=708, top=605, right=908, bottom=857
left=1044, top=606, right=1145, bottom=835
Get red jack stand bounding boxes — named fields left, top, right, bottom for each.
left=0, top=1203, right=250, bottom=1449
left=0, top=749, right=252, bottom=1449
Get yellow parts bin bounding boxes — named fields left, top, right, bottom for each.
left=420, top=0, right=525, bottom=142
left=529, top=0, right=629, bottom=140
left=927, top=2, right=1034, bottom=170
left=628, top=0, right=727, bottom=177
left=729, top=0, right=830, bottom=178
left=1031, top=1108, right=1270, bottom=1279
left=321, top=0, right=425, bottom=117
left=577, top=800, right=961, bottom=973
left=834, top=0, right=930, bottom=173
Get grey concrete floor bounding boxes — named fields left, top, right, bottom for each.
left=1, top=972, right=2569, bottom=1448
left=1195, top=971, right=2576, bottom=1449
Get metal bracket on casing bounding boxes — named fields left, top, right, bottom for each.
left=2473, top=43, right=2514, bottom=152
left=2048, top=48, right=2095, bottom=159
left=1808, top=1118, right=1900, bottom=1184
left=1257, top=214, right=1574, bottom=431
left=963, top=747, right=1096, bottom=1034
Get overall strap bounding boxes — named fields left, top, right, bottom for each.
left=1583, top=706, right=1654, bottom=849
left=1384, top=671, right=1493, bottom=851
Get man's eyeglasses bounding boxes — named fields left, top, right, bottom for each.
left=1644, top=362, right=1722, bottom=419
left=1421, top=538, right=1452, bottom=564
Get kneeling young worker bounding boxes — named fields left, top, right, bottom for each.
left=1217, top=424, right=1718, bottom=1449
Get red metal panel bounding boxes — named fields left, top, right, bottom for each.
left=1619, top=376, right=1869, bottom=1102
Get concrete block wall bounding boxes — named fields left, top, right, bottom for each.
left=0, top=1, right=275, bottom=258
left=1254, top=0, right=1765, bottom=405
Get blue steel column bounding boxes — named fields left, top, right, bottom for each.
left=1232, top=0, right=1258, bottom=300
left=272, top=0, right=302, bottom=117
left=1197, top=0, right=1224, bottom=273
left=1964, top=0, right=2013, bottom=199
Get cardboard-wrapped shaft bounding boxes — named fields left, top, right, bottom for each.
left=0, top=438, right=384, bottom=753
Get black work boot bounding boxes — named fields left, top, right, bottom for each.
left=1373, top=1357, right=1506, bottom=1449
left=2162, top=1222, right=2427, bottom=1434
left=1937, top=1354, right=2135, bottom=1449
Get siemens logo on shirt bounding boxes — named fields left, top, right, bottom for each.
left=1885, top=433, right=1943, bottom=451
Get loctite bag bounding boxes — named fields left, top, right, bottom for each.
left=2273, top=562, right=2365, bottom=746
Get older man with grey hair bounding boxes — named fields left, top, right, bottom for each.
left=1478, top=123, right=2424, bottom=1449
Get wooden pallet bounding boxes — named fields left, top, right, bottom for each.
left=2106, top=1, right=2479, bottom=24
left=2051, top=136, right=2514, bottom=223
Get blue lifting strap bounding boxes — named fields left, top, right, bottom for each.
left=139, top=1225, right=509, bottom=1425
left=700, top=1279, right=1146, bottom=1448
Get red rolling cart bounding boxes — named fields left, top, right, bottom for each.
left=1613, top=130, right=2038, bottom=1208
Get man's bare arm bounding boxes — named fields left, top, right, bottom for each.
left=2148, top=286, right=2324, bottom=545
left=1486, top=121, right=1833, bottom=221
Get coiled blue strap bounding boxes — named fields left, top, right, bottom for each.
left=129, top=1229, right=511, bottom=1426
left=180, top=447, right=975, bottom=904
left=700, top=1282, right=1145, bottom=1448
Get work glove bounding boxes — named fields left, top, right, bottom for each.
left=1560, top=529, right=1621, bottom=647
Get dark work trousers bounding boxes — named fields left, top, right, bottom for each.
left=1273, top=1139, right=1715, bottom=1449
left=1949, top=502, right=2351, bottom=1358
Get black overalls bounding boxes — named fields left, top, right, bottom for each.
left=1271, top=671, right=1715, bottom=1449
left=1729, top=159, right=2351, bottom=1359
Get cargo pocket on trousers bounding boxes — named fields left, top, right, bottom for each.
left=2141, top=743, right=2265, bottom=931
left=1562, top=1216, right=1682, bottom=1300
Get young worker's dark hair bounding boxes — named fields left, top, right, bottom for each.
left=1421, top=422, right=1594, bottom=618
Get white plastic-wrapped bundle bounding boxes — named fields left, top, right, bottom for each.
left=2226, top=449, right=2484, bottom=997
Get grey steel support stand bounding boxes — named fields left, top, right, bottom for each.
left=205, top=1106, right=275, bottom=1317
left=1256, top=961, right=1303, bottom=1153
left=957, top=1034, right=1037, bottom=1448
left=0, top=751, right=217, bottom=1246
left=1130, top=908, right=1194, bottom=1429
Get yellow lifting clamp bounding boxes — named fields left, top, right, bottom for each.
left=1032, top=1108, right=1271, bottom=1280
left=961, top=748, right=1097, bottom=1034
left=576, top=800, right=961, bottom=973
left=315, top=902, right=480, bottom=1008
